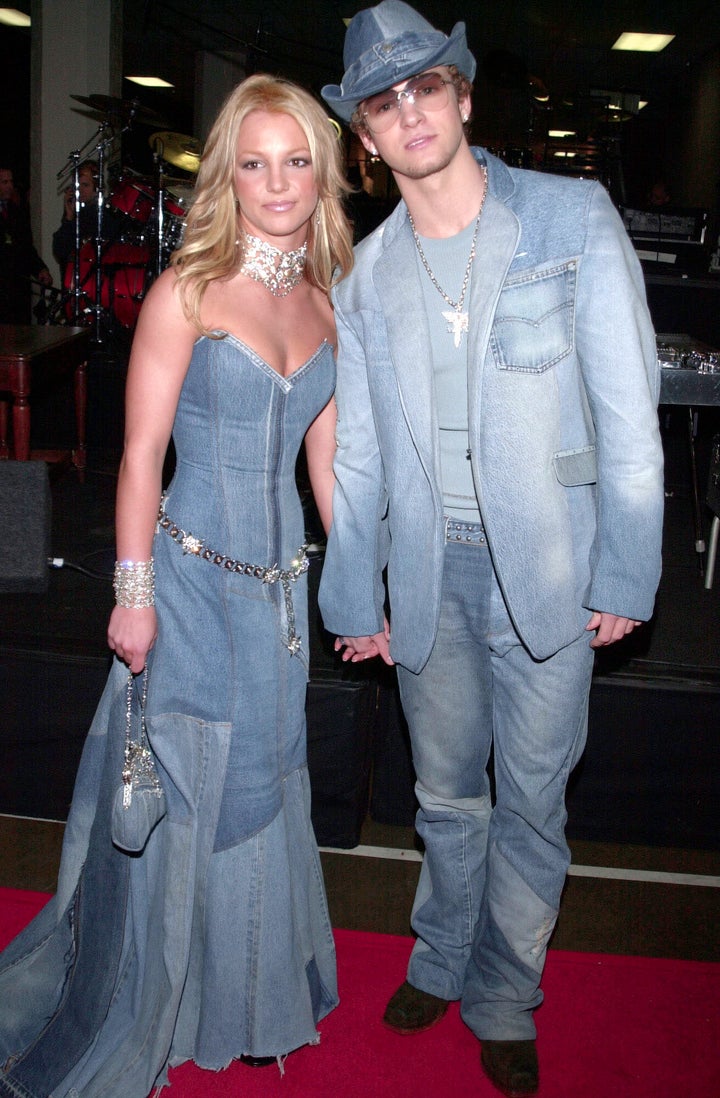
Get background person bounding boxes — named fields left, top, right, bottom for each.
left=319, top=4, right=664, bottom=1096
left=52, top=159, right=101, bottom=276
left=0, top=166, right=52, bottom=323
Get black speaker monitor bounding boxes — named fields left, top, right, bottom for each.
left=0, top=461, right=51, bottom=593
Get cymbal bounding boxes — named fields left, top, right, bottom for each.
left=71, top=94, right=166, bottom=126
left=149, top=131, right=202, bottom=174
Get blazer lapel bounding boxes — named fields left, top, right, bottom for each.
left=466, top=192, right=520, bottom=404
left=374, top=216, right=439, bottom=478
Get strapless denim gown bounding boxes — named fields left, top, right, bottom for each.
left=0, top=335, right=338, bottom=1097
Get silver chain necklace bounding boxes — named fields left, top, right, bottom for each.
left=407, top=165, right=488, bottom=348
left=238, top=230, right=307, bottom=298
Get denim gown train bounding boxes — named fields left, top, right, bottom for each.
left=0, top=334, right=339, bottom=1097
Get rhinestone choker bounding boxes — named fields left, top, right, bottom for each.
left=238, top=230, right=307, bottom=297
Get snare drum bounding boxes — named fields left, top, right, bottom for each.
left=110, top=176, right=155, bottom=224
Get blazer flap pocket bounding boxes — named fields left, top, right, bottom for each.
left=553, top=446, right=597, bottom=485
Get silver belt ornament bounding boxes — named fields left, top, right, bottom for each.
left=157, top=500, right=309, bottom=655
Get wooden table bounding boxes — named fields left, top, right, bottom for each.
left=0, top=325, right=91, bottom=478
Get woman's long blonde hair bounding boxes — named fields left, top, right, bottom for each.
left=173, top=73, right=354, bottom=331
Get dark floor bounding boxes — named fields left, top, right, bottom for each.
left=0, top=373, right=719, bottom=967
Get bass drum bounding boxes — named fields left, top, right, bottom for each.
left=102, top=242, right=151, bottom=328
left=63, top=241, right=150, bottom=329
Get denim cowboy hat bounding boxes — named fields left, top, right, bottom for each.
left=321, top=0, right=476, bottom=122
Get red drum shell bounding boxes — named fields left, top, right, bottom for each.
left=101, top=242, right=150, bottom=328
left=109, top=177, right=155, bottom=223
left=63, top=241, right=149, bottom=329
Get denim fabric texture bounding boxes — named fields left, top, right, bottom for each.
left=0, top=337, right=338, bottom=1096
left=319, top=148, right=664, bottom=1038
left=396, top=537, right=592, bottom=1039
left=320, top=148, right=664, bottom=671
left=320, top=0, right=476, bottom=121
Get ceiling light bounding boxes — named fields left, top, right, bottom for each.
left=549, top=130, right=576, bottom=138
left=0, top=8, right=31, bottom=26
left=126, top=76, right=174, bottom=89
left=554, top=151, right=576, bottom=159
left=638, top=100, right=649, bottom=110
left=612, top=33, right=675, bottom=52
left=591, top=90, right=642, bottom=114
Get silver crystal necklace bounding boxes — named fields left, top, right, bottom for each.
left=238, top=230, right=307, bottom=297
left=407, top=165, right=488, bottom=348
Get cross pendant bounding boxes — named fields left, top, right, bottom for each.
left=442, top=308, right=469, bottom=348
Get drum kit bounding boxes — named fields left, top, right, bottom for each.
left=50, top=93, right=202, bottom=342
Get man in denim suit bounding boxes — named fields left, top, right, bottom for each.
left=319, top=3, right=664, bottom=1094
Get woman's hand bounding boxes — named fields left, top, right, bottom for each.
left=108, top=605, right=158, bottom=674
left=334, top=617, right=393, bottom=665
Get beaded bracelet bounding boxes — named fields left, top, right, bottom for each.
left=113, top=558, right=155, bottom=608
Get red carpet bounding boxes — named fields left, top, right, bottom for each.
left=2, top=889, right=718, bottom=1097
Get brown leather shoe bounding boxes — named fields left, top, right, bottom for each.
left=480, top=1039, right=539, bottom=1097
left=383, top=980, right=449, bottom=1034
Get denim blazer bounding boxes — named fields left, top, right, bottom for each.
left=319, top=150, right=664, bottom=672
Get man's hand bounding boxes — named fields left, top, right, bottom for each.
left=334, top=618, right=394, bottom=665
left=585, top=611, right=642, bottom=648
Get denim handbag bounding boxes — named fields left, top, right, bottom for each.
left=111, top=665, right=166, bottom=853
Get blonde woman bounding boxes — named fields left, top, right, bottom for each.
left=0, top=75, right=353, bottom=1097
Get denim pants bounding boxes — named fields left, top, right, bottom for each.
left=396, top=520, right=594, bottom=1040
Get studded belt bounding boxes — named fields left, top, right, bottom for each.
left=445, top=517, right=487, bottom=546
left=156, top=499, right=309, bottom=655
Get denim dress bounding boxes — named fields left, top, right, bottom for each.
left=0, top=335, right=339, bottom=1097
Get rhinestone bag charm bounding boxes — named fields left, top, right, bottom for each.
left=111, top=666, right=166, bottom=853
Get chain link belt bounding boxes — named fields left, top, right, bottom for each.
left=156, top=500, right=309, bottom=655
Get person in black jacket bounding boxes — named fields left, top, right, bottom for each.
left=52, top=160, right=101, bottom=276
left=0, top=167, right=53, bottom=323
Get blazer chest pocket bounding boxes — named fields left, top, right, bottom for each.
left=491, top=260, right=576, bottom=373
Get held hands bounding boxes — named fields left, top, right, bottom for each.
left=107, top=605, right=158, bottom=674
left=336, top=613, right=642, bottom=658
left=585, top=611, right=643, bottom=649
left=334, top=617, right=394, bottom=665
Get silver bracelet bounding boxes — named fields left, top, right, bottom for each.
left=113, top=558, right=155, bottom=608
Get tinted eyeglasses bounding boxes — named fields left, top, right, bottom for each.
left=361, top=71, right=453, bottom=133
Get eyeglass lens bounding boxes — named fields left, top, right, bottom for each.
left=363, top=72, right=450, bottom=132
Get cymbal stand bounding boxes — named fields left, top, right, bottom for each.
left=58, top=149, right=90, bottom=326
left=150, top=136, right=166, bottom=284
left=57, top=121, right=116, bottom=340
left=68, top=154, right=83, bottom=326
left=89, top=124, right=116, bottom=344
